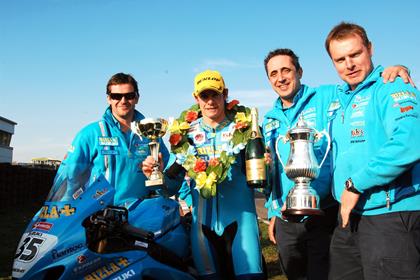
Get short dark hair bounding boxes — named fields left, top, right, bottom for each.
left=325, top=22, right=371, bottom=57
left=264, top=48, right=302, bottom=75
left=106, top=73, right=139, bottom=95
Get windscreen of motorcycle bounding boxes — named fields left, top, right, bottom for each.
left=46, top=162, right=94, bottom=202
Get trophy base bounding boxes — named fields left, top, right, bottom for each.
left=285, top=183, right=322, bottom=216
left=283, top=208, right=324, bottom=216
left=145, top=178, right=164, bottom=187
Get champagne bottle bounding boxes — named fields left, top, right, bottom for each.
left=245, top=107, right=267, bottom=188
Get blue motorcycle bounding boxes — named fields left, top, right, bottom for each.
left=12, top=170, right=196, bottom=280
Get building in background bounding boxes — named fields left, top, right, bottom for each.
left=31, top=157, right=61, bottom=169
left=0, top=116, right=17, bottom=163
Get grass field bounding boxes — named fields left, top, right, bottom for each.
left=260, top=220, right=287, bottom=280
left=0, top=207, right=286, bottom=280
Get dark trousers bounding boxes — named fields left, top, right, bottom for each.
left=329, top=210, right=420, bottom=280
left=275, top=205, right=338, bottom=280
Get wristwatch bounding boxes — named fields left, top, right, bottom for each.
left=345, top=178, right=361, bottom=194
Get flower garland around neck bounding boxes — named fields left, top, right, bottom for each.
left=169, top=100, right=252, bottom=199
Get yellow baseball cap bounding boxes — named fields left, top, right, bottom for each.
left=193, top=70, right=225, bottom=97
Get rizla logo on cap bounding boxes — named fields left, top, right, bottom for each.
left=193, top=70, right=225, bottom=97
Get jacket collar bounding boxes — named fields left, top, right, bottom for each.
left=264, top=84, right=316, bottom=122
left=103, top=106, right=145, bottom=129
left=198, top=117, right=231, bottom=132
left=338, top=65, right=383, bottom=95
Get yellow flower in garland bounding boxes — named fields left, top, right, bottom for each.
left=169, top=100, right=253, bottom=199
left=179, top=122, right=190, bottom=131
left=234, top=112, right=252, bottom=131
left=169, top=120, right=178, bottom=133
left=169, top=120, right=190, bottom=134
left=235, top=112, right=248, bottom=123
left=195, top=172, right=208, bottom=189
left=196, top=172, right=218, bottom=199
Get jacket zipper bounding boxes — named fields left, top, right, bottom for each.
left=386, top=190, right=390, bottom=209
left=211, top=128, right=220, bottom=228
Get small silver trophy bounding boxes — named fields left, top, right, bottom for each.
left=276, top=116, right=330, bottom=215
left=132, top=118, right=168, bottom=187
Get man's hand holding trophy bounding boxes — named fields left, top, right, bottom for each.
left=132, top=118, right=168, bottom=187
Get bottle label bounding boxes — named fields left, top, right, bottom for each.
left=246, top=158, right=266, bottom=181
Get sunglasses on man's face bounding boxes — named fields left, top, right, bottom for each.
left=198, top=91, right=221, bottom=100
left=108, top=92, right=137, bottom=101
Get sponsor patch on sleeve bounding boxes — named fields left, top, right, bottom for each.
left=264, top=120, right=280, bottom=133
left=98, top=137, right=119, bottom=146
left=327, top=100, right=341, bottom=118
left=101, top=149, right=119, bottom=155
left=390, top=91, right=416, bottom=102
left=399, top=105, right=414, bottom=113
left=221, top=131, right=233, bottom=142
left=328, top=101, right=341, bottom=112
left=193, top=132, right=206, bottom=144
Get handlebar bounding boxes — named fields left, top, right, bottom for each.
left=87, top=206, right=155, bottom=242
left=122, top=223, right=155, bottom=241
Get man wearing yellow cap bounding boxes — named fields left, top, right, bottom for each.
left=143, top=70, right=265, bottom=279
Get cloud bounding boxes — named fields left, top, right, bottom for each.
left=13, top=143, right=68, bottom=163
left=12, top=135, right=72, bottom=163
left=193, top=59, right=259, bottom=72
left=229, top=89, right=275, bottom=116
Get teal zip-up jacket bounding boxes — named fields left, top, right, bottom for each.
left=327, top=66, right=420, bottom=215
left=58, top=107, right=172, bottom=206
left=263, top=84, right=336, bottom=219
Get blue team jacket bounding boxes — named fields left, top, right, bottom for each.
left=59, top=107, right=171, bottom=206
left=262, top=84, right=336, bottom=219
left=176, top=118, right=258, bottom=233
left=173, top=117, right=263, bottom=276
left=327, top=66, right=420, bottom=215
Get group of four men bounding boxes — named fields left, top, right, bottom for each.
left=60, top=22, right=419, bottom=279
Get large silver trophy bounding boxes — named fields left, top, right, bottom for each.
left=276, top=116, right=330, bottom=215
left=132, top=118, right=168, bottom=187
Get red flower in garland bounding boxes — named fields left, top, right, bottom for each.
left=169, top=133, right=182, bottom=146
left=185, top=110, right=199, bottom=123
left=226, top=99, right=240, bottom=110
left=235, top=121, right=248, bottom=130
left=193, top=158, right=207, bottom=173
left=208, top=158, right=220, bottom=167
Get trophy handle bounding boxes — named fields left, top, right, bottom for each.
left=313, top=128, right=331, bottom=168
left=275, top=134, right=288, bottom=170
